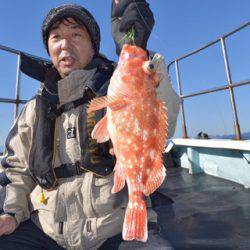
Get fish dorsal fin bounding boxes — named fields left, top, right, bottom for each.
left=157, top=100, right=168, bottom=152
left=91, top=114, right=110, bottom=143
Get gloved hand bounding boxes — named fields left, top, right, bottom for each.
left=111, top=0, right=155, bottom=55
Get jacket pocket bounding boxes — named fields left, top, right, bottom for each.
left=91, top=175, right=128, bottom=217
left=29, top=186, right=59, bottom=236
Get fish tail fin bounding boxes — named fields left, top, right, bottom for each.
left=123, top=199, right=148, bottom=242
left=112, top=162, right=125, bottom=193
left=144, top=154, right=166, bottom=196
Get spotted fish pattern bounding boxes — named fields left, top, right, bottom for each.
left=87, top=44, right=168, bottom=242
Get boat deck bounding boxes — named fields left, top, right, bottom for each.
left=154, top=167, right=250, bottom=249
left=100, top=166, right=250, bottom=249
left=1, top=166, right=250, bottom=249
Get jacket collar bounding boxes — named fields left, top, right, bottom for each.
left=57, top=68, right=96, bottom=105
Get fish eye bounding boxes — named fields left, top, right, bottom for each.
left=142, top=61, right=156, bottom=74
left=148, top=63, right=154, bottom=70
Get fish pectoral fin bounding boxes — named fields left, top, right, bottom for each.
left=91, top=114, right=110, bottom=143
left=87, top=96, right=110, bottom=113
left=87, top=95, right=127, bottom=113
left=112, top=161, right=125, bottom=193
left=144, top=154, right=166, bottom=196
left=109, top=99, right=128, bottom=111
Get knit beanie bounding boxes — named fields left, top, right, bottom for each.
left=42, top=4, right=100, bottom=53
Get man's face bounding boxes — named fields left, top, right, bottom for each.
left=48, top=18, right=95, bottom=78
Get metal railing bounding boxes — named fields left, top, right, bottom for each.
left=0, top=44, right=49, bottom=121
left=168, top=21, right=250, bottom=140
left=0, top=45, right=50, bottom=155
left=0, top=21, right=249, bottom=156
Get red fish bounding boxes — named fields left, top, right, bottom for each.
left=87, top=44, right=167, bottom=242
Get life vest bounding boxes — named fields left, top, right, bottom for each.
left=1, top=54, right=116, bottom=190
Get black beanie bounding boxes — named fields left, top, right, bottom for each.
left=42, top=4, right=100, bottom=54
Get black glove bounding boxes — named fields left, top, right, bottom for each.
left=111, top=0, right=155, bottom=55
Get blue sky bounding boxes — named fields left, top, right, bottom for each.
left=0, top=0, right=250, bottom=148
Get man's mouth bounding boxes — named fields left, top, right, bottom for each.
left=60, top=56, right=75, bottom=66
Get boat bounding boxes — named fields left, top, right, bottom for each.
left=0, top=21, right=250, bottom=249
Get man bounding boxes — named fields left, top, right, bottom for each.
left=0, top=1, right=179, bottom=249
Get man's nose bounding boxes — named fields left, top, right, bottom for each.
left=60, top=38, right=71, bottom=49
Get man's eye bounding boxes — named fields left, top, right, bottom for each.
left=51, top=34, right=60, bottom=40
left=72, top=33, right=81, bottom=37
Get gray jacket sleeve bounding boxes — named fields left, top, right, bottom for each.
left=1, top=99, right=36, bottom=224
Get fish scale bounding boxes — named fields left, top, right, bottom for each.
left=87, top=44, right=168, bottom=242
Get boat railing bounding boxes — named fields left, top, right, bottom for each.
left=0, top=22, right=249, bottom=156
left=0, top=45, right=50, bottom=156
left=0, top=44, right=49, bottom=120
left=167, top=21, right=250, bottom=140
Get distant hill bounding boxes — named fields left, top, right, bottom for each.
left=214, top=132, right=250, bottom=140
